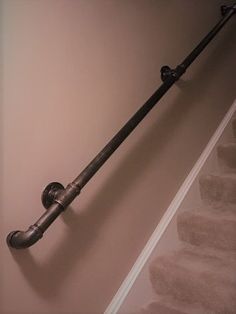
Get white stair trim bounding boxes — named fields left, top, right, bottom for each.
left=104, top=100, right=236, bottom=314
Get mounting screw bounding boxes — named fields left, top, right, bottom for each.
left=41, top=182, right=65, bottom=209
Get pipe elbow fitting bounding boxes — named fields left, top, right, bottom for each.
left=7, top=225, right=43, bottom=249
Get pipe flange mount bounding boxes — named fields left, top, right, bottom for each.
left=41, top=182, right=65, bottom=209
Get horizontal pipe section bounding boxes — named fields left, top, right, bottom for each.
left=7, top=4, right=236, bottom=249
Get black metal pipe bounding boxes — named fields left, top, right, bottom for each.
left=7, top=184, right=80, bottom=249
left=73, top=78, right=175, bottom=189
left=7, top=3, right=236, bottom=249
left=181, top=4, right=236, bottom=70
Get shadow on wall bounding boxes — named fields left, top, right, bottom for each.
left=9, top=25, right=235, bottom=299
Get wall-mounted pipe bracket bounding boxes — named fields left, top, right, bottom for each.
left=160, top=65, right=186, bottom=82
left=160, top=66, right=177, bottom=82
left=41, top=182, right=81, bottom=210
left=221, top=4, right=236, bottom=16
left=41, top=182, right=65, bottom=209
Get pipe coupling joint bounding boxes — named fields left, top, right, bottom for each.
left=54, top=183, right=81, bottom=209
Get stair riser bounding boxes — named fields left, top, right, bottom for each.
left=217, top=144, right=236, bottom=172
left=177, top=212, right=236, bottom=251
left=150, top=259, right=236, bottom=313
left=141, top=302, right=187, bottom=314
left=199, top=175, right=236, bottom=205
left=232, top=119, right=236, bottom=138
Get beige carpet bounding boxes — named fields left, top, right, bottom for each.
left=141, top=122, right=236, bottom=314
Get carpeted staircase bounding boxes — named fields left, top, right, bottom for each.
left=141, top=120, right=236, bottom=314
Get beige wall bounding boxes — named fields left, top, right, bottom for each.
left=1, top=1, right=236, bottom=313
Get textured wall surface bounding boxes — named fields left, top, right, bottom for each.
left=1, top=1, right=236, bottom=313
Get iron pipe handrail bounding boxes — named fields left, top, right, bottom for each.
left=7, top=4, right=236, bottom=249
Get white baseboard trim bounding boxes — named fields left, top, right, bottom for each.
left=104, top=100, right=236, bottom=314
